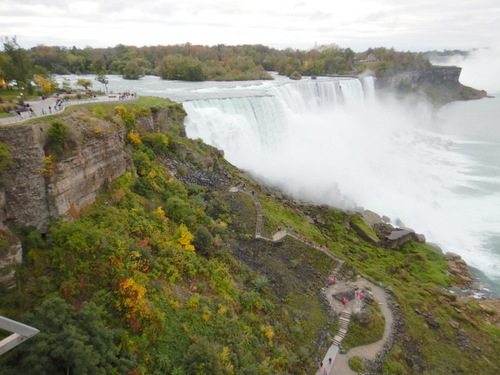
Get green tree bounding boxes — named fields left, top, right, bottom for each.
left=95, top=73, right=109, bottom=93
left=158, top=55, right=206, bottom=81
left=47, top=121, right=70, bottom=156
left=1, top=296, right=133, bottom=375
left=1, top=37, right=33, bottom=93
left=184, top=337, right=223, bottom=375
left=76, top=78, right=93, bottom=92
left=193, top=225, right=214, bottom=257
left=123, top=60, right=144, bottom=80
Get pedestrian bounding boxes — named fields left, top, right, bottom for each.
left=48, top=106, right=52, bottom=114
left=41, top=108, right=46, bottom=116
left=323, top=368, right=327, bottom=374
left=329, top=357, right=332, bottom=365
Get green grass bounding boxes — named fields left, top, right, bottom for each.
left=350, top=215, right=380, bottom=241
left=348, top=356, right=365, bottom=374
left=0, top=113, right=14, bottom=118
left=343, top=303, right=385, bottom=351
left=260, top=196, right=326, bottom=244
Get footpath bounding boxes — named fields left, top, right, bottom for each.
left=0, top=94, right=137, bottom=126
left=230, top=185, right=394, bottom=375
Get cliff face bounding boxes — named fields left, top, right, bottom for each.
left=375, top=67, right=487, bottom=106
left=0, top=106, right=177, bottom=285
left=0, top=118, right=131, bottom=232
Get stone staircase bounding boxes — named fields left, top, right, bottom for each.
left=332, top=310, right=351, bottom=346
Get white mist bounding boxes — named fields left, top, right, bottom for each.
left=184, top=76, right=500, bottom=294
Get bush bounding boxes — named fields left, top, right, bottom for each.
left=193, top=225, right=214, bottom=256
left=47, top=121, right=70, bottom=156
left=0, top=142, right=12, bottom=175
left=348, top=356, right=365, bottom=374
left=143, top=133, right=169, bottom=155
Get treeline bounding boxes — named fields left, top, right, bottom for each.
left=1, top=37, right=433, bottom=87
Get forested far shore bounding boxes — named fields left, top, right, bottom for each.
left=1, top=37, right=444, bottom=88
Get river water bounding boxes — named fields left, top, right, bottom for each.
left=57, top=71, right=500, bottom=297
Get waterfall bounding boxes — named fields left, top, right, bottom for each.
left=183, top=76, right=500, bottom=293
left=184, top=77, right=368, bottom=165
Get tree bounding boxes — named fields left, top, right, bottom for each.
left=95, top=73, right=108, bottom=93
left=123, top=60, right=143, bottom=80
left=0, top=296, right=134, bottom=375
left=0, top=36, right=33, bottom=93
left=76, top=78, right=92, bottom=92
left=184, top=337, right=223, bottom=375
left=47, top=121, right=70, bottom=155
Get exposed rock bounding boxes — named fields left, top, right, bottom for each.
left=386, top=229, right=423, bottom=249
left=415, top=233, right=426, bottom=243
left=448, top=320, right=460, bottom=329
left=426, top=316, right=441, bottom=330
left=0, top=105, right=183, bottom=285
left=376, top=67, right=487, bottom=106
left=360, top=210, right=383, bottom=227
left=445, top=252, right=462, bottom=261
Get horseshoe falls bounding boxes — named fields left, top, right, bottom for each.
left=184, top=76, right=500, bottom=296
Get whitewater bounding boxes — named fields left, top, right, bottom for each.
left=59, top=60, right=500, bottom=296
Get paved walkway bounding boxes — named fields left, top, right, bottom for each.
left=317, top=279, right=393, bottom=375
left=0, top=94, right=138, bottom=126
left=230, top=185, right=394, bottom=375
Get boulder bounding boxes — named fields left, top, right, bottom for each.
left=386, top=229, right=418, bottom=249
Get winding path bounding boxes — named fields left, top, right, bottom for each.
left=230, top=186, right=394, bottom=375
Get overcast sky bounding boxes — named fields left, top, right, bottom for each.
left=1, top=0, right=499, bottom=51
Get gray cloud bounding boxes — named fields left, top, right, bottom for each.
left=0, top=0, right=499, bottom=50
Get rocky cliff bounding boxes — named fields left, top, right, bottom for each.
left=375, top=66, right=487, bottom=106
left=0, top=104, right=179, bottom=285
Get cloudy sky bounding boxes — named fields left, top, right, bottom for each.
left=1, top=0, right=499, bottom=51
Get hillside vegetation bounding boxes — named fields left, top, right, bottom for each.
left=0, top=98, right=498, bottom=374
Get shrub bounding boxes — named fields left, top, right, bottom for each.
left=143, top=133, right=169, bottom=155
left=47, top=121, right=70, bottom=156
left=193, top=225, right=214, bottom=256
left=289, top=71, right=302, bottom=80
left=0, top=142, right=12, bottom=175
left=348, top=356, right=365, bottom=374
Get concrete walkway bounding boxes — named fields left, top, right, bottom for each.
left=230, top=185, right=394, bottom=375
left=0, top=94, right=138, bottom=126
left=317, top=279, right=393, bottom=375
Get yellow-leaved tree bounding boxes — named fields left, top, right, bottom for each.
left=176, top=224, right=195, bottom=251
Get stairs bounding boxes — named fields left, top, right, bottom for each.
left=332, top=310, right=351, bottom=346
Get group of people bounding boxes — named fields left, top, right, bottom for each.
left=119, top=91, right=137, bottom=100
left=13, top=97, right=66, bottom=120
